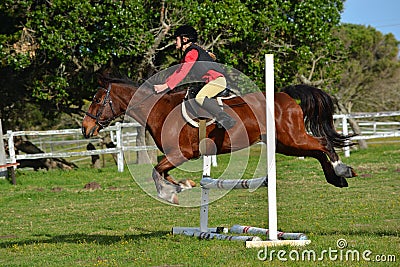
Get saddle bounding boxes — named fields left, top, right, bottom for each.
left=181, top=85, right=237, bottom=128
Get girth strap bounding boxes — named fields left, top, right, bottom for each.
left=199, top=119, right=207, bottom=155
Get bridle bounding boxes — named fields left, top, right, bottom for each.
left=85, top=82, right=156, bottom=128
left=85, top=84, right=118, bottom=128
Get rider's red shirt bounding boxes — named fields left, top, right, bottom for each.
left=166, top=49, right=223, bottom=90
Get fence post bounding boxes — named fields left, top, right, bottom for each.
left=116, top=122, right=124, bottom=172
left=7, top=130, right=16, bottom=164
left=342, top=116, right=350, bottom=157
left=0, top=119, right=7, bottom=178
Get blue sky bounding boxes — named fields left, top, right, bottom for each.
left=341, top=0, right=400, bottom=41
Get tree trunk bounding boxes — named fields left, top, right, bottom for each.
left=337, top=101, right=368, bottom=149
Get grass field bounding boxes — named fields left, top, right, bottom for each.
left=0, top=143, right=399, bottom=266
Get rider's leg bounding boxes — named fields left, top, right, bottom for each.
left=195, top=77, right=236, bottom=129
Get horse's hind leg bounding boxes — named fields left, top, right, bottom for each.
left=317, top=136, right=357, bottom=178
left=275, top=125, right=355, bottom=186
left=276, top=142, right=349, bottom=187
left=277, top=120, right=356, bottom=180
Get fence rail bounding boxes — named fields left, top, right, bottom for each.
left=4, top=122, right=157, bottom=172
left=333, top=111, right=400, bottom=157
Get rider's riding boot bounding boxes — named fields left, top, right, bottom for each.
left=202, top=97, right=236, bottom=130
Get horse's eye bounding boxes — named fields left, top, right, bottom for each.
left=94, top=98, right=101, bottom=104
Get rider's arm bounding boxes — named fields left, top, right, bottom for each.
left=165, top=49, right=198, bottom=90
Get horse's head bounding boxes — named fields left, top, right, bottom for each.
left=82, top=83, right=122, bottom=138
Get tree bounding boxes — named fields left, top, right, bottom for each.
left=1, top=0, right=345, bottom=130
left=328, top=24, right=400, bottom=149
left=0, top=0, right=158, bottom=129
left=333, top=24, right=400, bottom=113
left=167, top=0, right=344, bottom=91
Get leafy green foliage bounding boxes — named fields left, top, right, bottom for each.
left=1, top=0, right=397, bottom=130
left=333, top=24, right=400, bottom=112
left=0, top=0, right=157, bottom=128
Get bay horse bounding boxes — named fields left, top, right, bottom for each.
left=82, top=77, right=356, bottom=204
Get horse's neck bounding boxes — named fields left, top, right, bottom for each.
left=135, top=91, right=184, bottom=147
left=122, top=87, right=184, bottom=130
left=144, top=92, right=183, bottom=128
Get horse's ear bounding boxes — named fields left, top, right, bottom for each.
left=97, top=73, right=107, bottom=87
left=97, top=69, right=112, bottom=87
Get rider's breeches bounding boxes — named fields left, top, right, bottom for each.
left=195, top=76, right=227, bottom=105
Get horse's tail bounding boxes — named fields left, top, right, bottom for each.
left=281, top=84, right=354, bottom=148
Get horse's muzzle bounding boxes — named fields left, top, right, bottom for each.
left=82, top=125, right=89, bottom=139
left=82, top=125, right=98, bottom=139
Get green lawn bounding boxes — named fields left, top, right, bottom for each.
left=0, top=144, right=399, bottom=266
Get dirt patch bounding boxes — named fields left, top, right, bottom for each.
left=83, top=181, right=101, bottom=190
left=360, top=173, right=372, bottom=178
left=51, top=187, right=63, bottom=192
left=107, top=186, right=118, bottom=191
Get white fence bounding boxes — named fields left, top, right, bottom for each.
left=2, top=111, right=399, bottom=172
left=4, top=122, right=158, bottom=172
left=334, top=111, right=400, bottom=157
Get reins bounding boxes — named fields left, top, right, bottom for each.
left=86, top=82, right=156, bottom=128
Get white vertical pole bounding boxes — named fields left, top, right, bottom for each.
left=211, top=155, right=218, bottom=167
left=0, top=119, right=7, bottom=178
left=342, top=116, right=350, bottom=157
left=200, top=155, right=211, bottom=232
left=116, top=122, right=124, bottom=172
left=7, top=130, right=16, bottom=165
left=265, top=54, right=278, bottom=241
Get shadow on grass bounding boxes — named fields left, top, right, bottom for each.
left=312, top=229, right=399, bottom=237
left=1, top=228, right=399, bottom=249
left=0, top=230, right=170, bottom=248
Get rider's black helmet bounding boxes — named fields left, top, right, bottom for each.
left=174, top=25, right=198, bottom=43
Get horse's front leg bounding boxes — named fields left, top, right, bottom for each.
left=152, top=168, right=181, bottom=204
left=152, top=155, right=196, bottom=204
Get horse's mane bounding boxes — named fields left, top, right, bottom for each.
left=98, top=73, right=188, bottom=102
left=98, top=73, right=138, bottom=87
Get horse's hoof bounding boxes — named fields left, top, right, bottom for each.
left=158, top=191, right=180, bottom=205
left=171, top=193, right=179, bottom=205
left=327, top=176, right=348, bottom=188
left=333, top=162, right=356, bottom=178
left=179, top=179, right=196, bottom=190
